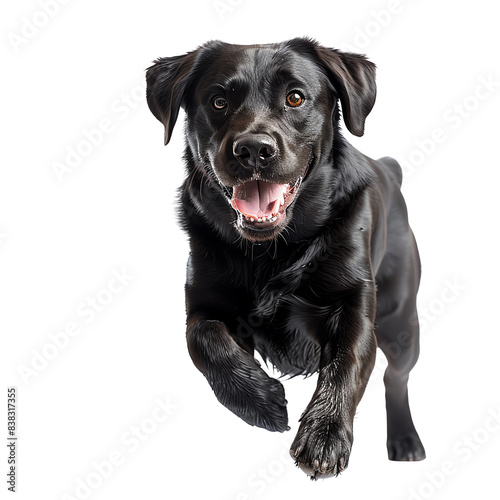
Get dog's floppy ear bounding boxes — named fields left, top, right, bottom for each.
left=315, top=46, right=376, bottom=137
left=146, top=51, right=198, bottom=145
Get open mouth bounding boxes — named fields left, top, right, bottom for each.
left=230, top=177, right=303, bottom=231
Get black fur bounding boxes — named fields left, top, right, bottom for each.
left=146, top=37, right=425, bottom=478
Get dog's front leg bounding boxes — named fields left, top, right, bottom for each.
left=290, top=287, right=377, bottom=478
left=186, top=315, right=289, bottom=432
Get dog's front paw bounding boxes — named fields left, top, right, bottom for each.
left=290, top=416, right=352, bottom=479
left=209, top=352, right=289, bottom=432
left=242, top=374, right=289, bottom=432
left=230, top=370, right=289, bottom=432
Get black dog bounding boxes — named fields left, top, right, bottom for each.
left=146, top=38, right=426, bottom=478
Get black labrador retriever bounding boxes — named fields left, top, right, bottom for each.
left=146, top=37, right=426, bottom=478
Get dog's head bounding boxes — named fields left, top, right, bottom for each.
left=146, top=38, right=376, bottom=242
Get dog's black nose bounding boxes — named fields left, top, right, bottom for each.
left=233, top=134, right=278, bottom=169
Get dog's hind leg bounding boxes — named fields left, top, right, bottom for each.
left=375, top=232, right=426, bottom=461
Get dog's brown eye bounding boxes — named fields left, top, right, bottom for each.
left=286, top=91, right=304, bottom=107
left=212, top=96, right=228, bottom=110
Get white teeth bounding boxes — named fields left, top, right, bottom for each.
left=243, top=214, right=278, bottom=224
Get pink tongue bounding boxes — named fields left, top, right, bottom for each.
left=231, top=180, right=287, bottom=218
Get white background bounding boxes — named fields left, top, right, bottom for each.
left=2, top=1, right=499, bottom=499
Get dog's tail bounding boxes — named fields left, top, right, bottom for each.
left=378, top=156, right=403, bottom=188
